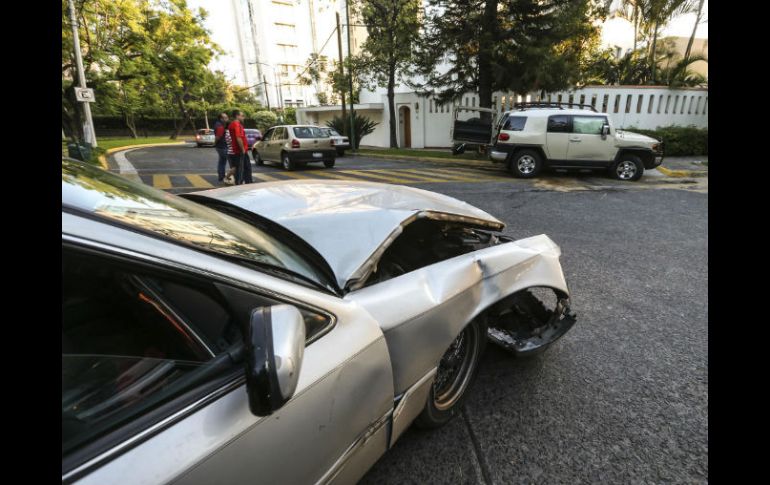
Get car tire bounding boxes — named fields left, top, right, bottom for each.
left=610, top=154, right=644, bottom=181
left=336, top=148, right=345, bottom=157
left=254, top=149, right=264, bottom=166
left=324, top=159, right=335, bottom=168
left=414, top=317, right=487, bottom=429
left=510, top=149, right=542, bottom=178
left=281, top=152, right=295, bottom=171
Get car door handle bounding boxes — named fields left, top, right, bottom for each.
left=569, top=138, right=581, bottom=142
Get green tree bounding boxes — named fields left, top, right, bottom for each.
left=635, top=0, right=695, bottom=83
left=356, top=0, right=421, bottom=148
left=412, top=0, right=606, bottom=119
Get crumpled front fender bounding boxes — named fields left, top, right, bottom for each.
left=346, top=234, right=573, bottom=395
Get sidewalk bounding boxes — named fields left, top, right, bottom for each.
left=658, top=156, right=708, bottom=177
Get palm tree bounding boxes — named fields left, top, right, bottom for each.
left=657, top=54, right=707, bottom=87
left=684, top=0, right=705, bottom=60
left=637, top=0, right=696, bottom=83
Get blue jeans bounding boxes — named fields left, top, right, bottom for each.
left=216, top=147, right=228, bottom=180
left=228, top=153, right=253, bottom=184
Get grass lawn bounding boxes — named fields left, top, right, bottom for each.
left=358, top=147, right=487, bottom=161
left=62, top=136, right=192, bottom=165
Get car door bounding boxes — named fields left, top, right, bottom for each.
left=566, top=115, right=616, bottom=165
left=545, top=114, right=571, bottom=161
left=259, top=128, right=275, bottom=160
left=62, top=220, right=394, bottom=485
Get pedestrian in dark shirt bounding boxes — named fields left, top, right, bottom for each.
left=213, top=112, right=229, bottom=182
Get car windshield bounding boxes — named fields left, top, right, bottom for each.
left=294, top=126, right=325, bottom=138
left=62, top=159, right=333, bottom=291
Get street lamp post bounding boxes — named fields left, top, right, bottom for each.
left=67, top=0, right=97, bottom=148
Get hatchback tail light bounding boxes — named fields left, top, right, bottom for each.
left=196, top=135, right=201, bottom=140
left=498, top=133, right=510, bottom=141
left=330, top=138, right=336, bottom=146
left=291, top=139, right=300, bottom=148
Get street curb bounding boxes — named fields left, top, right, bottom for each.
left=99, top=141, right=187, bottom=170
left=657, top=165, right=708, bottom=178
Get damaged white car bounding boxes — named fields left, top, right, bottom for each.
left=62, top=158, right=576, bottom=484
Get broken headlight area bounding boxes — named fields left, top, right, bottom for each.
left=364, top=219, right=509, bottom=287
left=486, top=287, right=576, bottom=356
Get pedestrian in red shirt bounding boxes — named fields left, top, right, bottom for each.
left=227, top=110, right=253, bottom=184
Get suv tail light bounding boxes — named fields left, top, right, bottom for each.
left=291, top=139, right=300, bottom=148
left=498, top=133, right=510, bottom=141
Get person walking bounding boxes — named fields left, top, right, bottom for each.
left=213, top=112, right=229, bottom=182
left=227, top=109, right=253, bottom=184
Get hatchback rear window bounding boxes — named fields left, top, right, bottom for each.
left=503, top=116, right=527, bottom=131
left=293, top=127, right=324, bottom=138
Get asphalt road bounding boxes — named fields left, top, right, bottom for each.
left=116, top=144, right=708, bottom=484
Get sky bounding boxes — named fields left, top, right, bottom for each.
left=188, top=0, right=709, bottom=84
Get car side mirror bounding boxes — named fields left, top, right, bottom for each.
left=601, top=124, right=610, bottom=139
left=244, top=305, right=305, bottom=416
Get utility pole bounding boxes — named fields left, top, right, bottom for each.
left=345, top=0, right=356, bottom=152
left=336, top=13, right=347, bottom=122
left=67, top=0, right=97, bottom=147
left=263, top=75, right=271, bottom=110
left=246, top=0, right=265, bottom=102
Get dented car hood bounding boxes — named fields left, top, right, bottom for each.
left=186, top=180, right=505, bottom=290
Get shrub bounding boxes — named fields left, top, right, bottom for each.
left=253, top=111, right=279, bottom=132
left=625, top=125, right=708, bottom=156
left=326, top=113, right=379, bottom=149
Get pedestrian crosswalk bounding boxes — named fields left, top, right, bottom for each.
left=141, top=166, right=516, bottom=190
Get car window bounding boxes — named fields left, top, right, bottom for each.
left=62, top=160, right=334, bottom=292
left=329, top=129, right=341, bottom=137
left=547, top=115, right=570, bottom=133
left=262, top=128, right=274, bottom=141
left=275, top=127, right=286, bottom=140
left=62, top=249, right=235, bottom=458
left=62, top=246, right=334, bottom=463
left=293, top=127, right=324, bottom=138
left=572, top=116, right=607, bottom=135
left=503, top=116, right=527, bottom=131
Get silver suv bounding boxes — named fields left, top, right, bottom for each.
left=452, top=103, right=664, bottom=181
left=253, top=125, right=336, bottom=170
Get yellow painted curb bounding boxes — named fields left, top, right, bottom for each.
left=98, top=141, right=187, bottom=170
left=657, top=166, right=708, bottom=178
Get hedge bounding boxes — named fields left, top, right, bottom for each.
left=625, top=125, right=708, bottom=156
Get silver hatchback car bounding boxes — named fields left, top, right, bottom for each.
left=253, top=125, right=336, bottom=170
left=62, top=159, right=576, bottom=484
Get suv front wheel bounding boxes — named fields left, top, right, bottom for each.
left=611, top=154, right=644, bottom=181
left=510, top=149, right=542, bottom=178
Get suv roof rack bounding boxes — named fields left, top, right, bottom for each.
left=512, top=102, right=598, bottom=113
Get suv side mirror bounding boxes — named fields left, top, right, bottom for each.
left=601, top=124, right=610, bottom=138
left=244, top=305, right=305, bottom=416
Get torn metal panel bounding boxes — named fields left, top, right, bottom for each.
left=347, top=235, right=571, bottom=394
left=187, top=180, right=504, bottom=290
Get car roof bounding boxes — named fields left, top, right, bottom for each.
left=502, top=108, right=605, bottom=118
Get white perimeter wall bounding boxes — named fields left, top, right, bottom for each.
left=300, top=85, right=708, bottom=148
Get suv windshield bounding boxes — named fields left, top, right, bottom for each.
left=294, top=126, right=325, bottom=138
left=62, top=159, right=334, bottom=291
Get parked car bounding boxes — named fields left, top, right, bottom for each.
left=195, top=128, right=215, bottom=147
left=244, top=128, right=262, bottom=152
left=452, top=103, right=664, bottom=181
left=62, top=158, right=576, bottom=485
left=253, top=125, right=336, bottom=170
left=320, top=127, right=351, bottom=156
